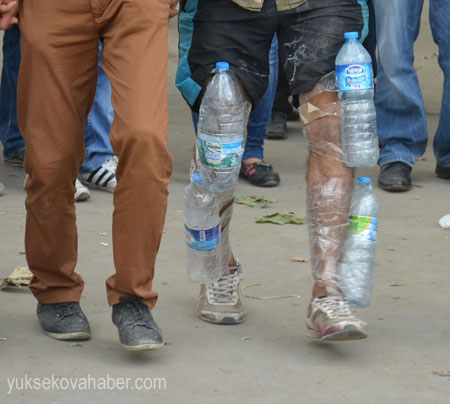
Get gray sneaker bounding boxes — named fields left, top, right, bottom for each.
left=198, top=262, right=246, bottom=325
left=37, top=302, right=91, bottom=341
left=112, top=296, right=164, bottom=351
left=306, top=295, right=367, bottom=341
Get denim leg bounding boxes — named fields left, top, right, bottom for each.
left=373, top=0, right=428, bottom=168
left=80, top=42, right=114, bottom=173
left=243, top=35, right=278, bottom=161
left=0, top=25, right=25, bottom=160
left=363, top=0, right=377, bottom=78
left=272, top=35, right=291, bottom=114
left=430, top=0, right=450, bottom=167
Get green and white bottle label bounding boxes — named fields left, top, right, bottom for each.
left=348, top=215, right=378, bottom=242
left=198, top=133, right=244, bottom=169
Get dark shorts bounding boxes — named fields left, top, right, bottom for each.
left=176, top=0, right=368, bottom=110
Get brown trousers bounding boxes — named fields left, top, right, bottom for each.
left=17, top=0, right=173, bottom=307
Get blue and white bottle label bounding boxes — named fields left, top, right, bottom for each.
left=336, top=63, right=374, bottom=91
left=349, top=215, right=378, bottom=242
left=198, top=133, right=244, bottom=169
left=185, top=224, right=220, bottom=251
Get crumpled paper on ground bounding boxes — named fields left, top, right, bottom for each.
left=439, top=214, right=450, bottom=229
left=1, top=266, right=33, bottom=290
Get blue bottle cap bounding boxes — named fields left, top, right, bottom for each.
left=344, top=32, right=359, bottom=40
left=215, top=61, right=230, bottom=71
left=191, top=172, right=202, bottom=185
left=357, top=176, right=371, bottom=184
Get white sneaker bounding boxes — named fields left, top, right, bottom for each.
left=24, top=175, right=91, bottom=202
left=306, top=295, right=367, bottom=341
left=0, top=182, right=4, bottom=196
left=197, top=261, right=246, bottom=325
left=75, top=179, right=90, bottom=202
left=79, top=156, right=118, bottom=193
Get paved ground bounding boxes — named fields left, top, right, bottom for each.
left=1, top=4, right=449, bottom=403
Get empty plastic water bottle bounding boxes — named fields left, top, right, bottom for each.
left=183, top=173, right=225, bottom=283
left=336, top=32, right=378, bottom=167
left=197, top=61, right=251, bottom=192
left=338, top=177, right=378, bottom=307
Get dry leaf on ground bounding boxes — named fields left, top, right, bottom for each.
left=256, top=212, right=307, bottom=225
left=291, top=256, right=310, bottom=263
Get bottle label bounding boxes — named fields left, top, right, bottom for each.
left=184, top=224, right=220, bottom=251
left=336, top=63, right=374, bottom=91
left=348, top=215, right=378, bottom=242
left=197, top=133, right=244, bottom=169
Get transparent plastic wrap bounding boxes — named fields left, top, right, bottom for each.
left=299, top=73, right=345, bottom=163
left=185, top=160, right=235, bottom=283
left=197, top=62, right=251, bottom=192
left=217, top=189, right=235, bottom=271
left=300, top=75, right=354, bottom=291
left=184, top=173, right=226, bottom=283
left=307, top=178, right=353, bottom=291
left=338, top=177, right=378, bottom=307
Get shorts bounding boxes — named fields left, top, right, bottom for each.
left=176, top=0, right=368, bottom=111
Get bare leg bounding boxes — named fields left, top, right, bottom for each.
left=300, top=88, right=353, bottom=297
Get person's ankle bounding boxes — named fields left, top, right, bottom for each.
left=242, top=158, right=262, bottom=165
left=312, top=283, right=341, bottom=298
left=228, top=257, right=239, bottom=274
left=312, top=284, right=327, bottom=298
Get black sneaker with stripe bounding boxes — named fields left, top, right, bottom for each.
left=239, top=161, right=280, bottom=187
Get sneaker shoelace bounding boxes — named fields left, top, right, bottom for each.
left=103, top=156, right=118, bottom=173
left=207, top=272, right=240, bottom=304
left=55, top=302, right=82, bottom=319
left=118, top=297, right=156, bottom=330
left=316, top=296, right=352, bottom=319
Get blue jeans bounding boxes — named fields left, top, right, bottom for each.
left=0, top=25, right=22, bottom=161
left=192, top=35, right=279, bottom=161
left=373, top=0, right=450, bottom=168
left=243, top=35, right=278, bottom=161
left=80, top=44, right=114, bottom=173
left=0, top=27, right=113, bottom=171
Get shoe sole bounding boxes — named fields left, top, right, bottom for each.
left=244, top=179, right=280, bottom=187
left=43, top=330, right=91, bottom=341
left=239, top=172, right=280, bottom=187
left=252, top=180, right=280, bottom=187
left=4, top=160, right=24, bottom=168
left=306, top=325, right=367, bottom=342
left=75, top=192, right=90, bottom=202
left=377, top=182, right=411, bottom=192
left=80, top=180, right=115, bottom=193
left=436, top=171, right=450, bottom=180
left=199, top=312, right=246, bottom=325
left=267, top=133, right=288, bottom=140
left=121, top=342, right=164, bottom=351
